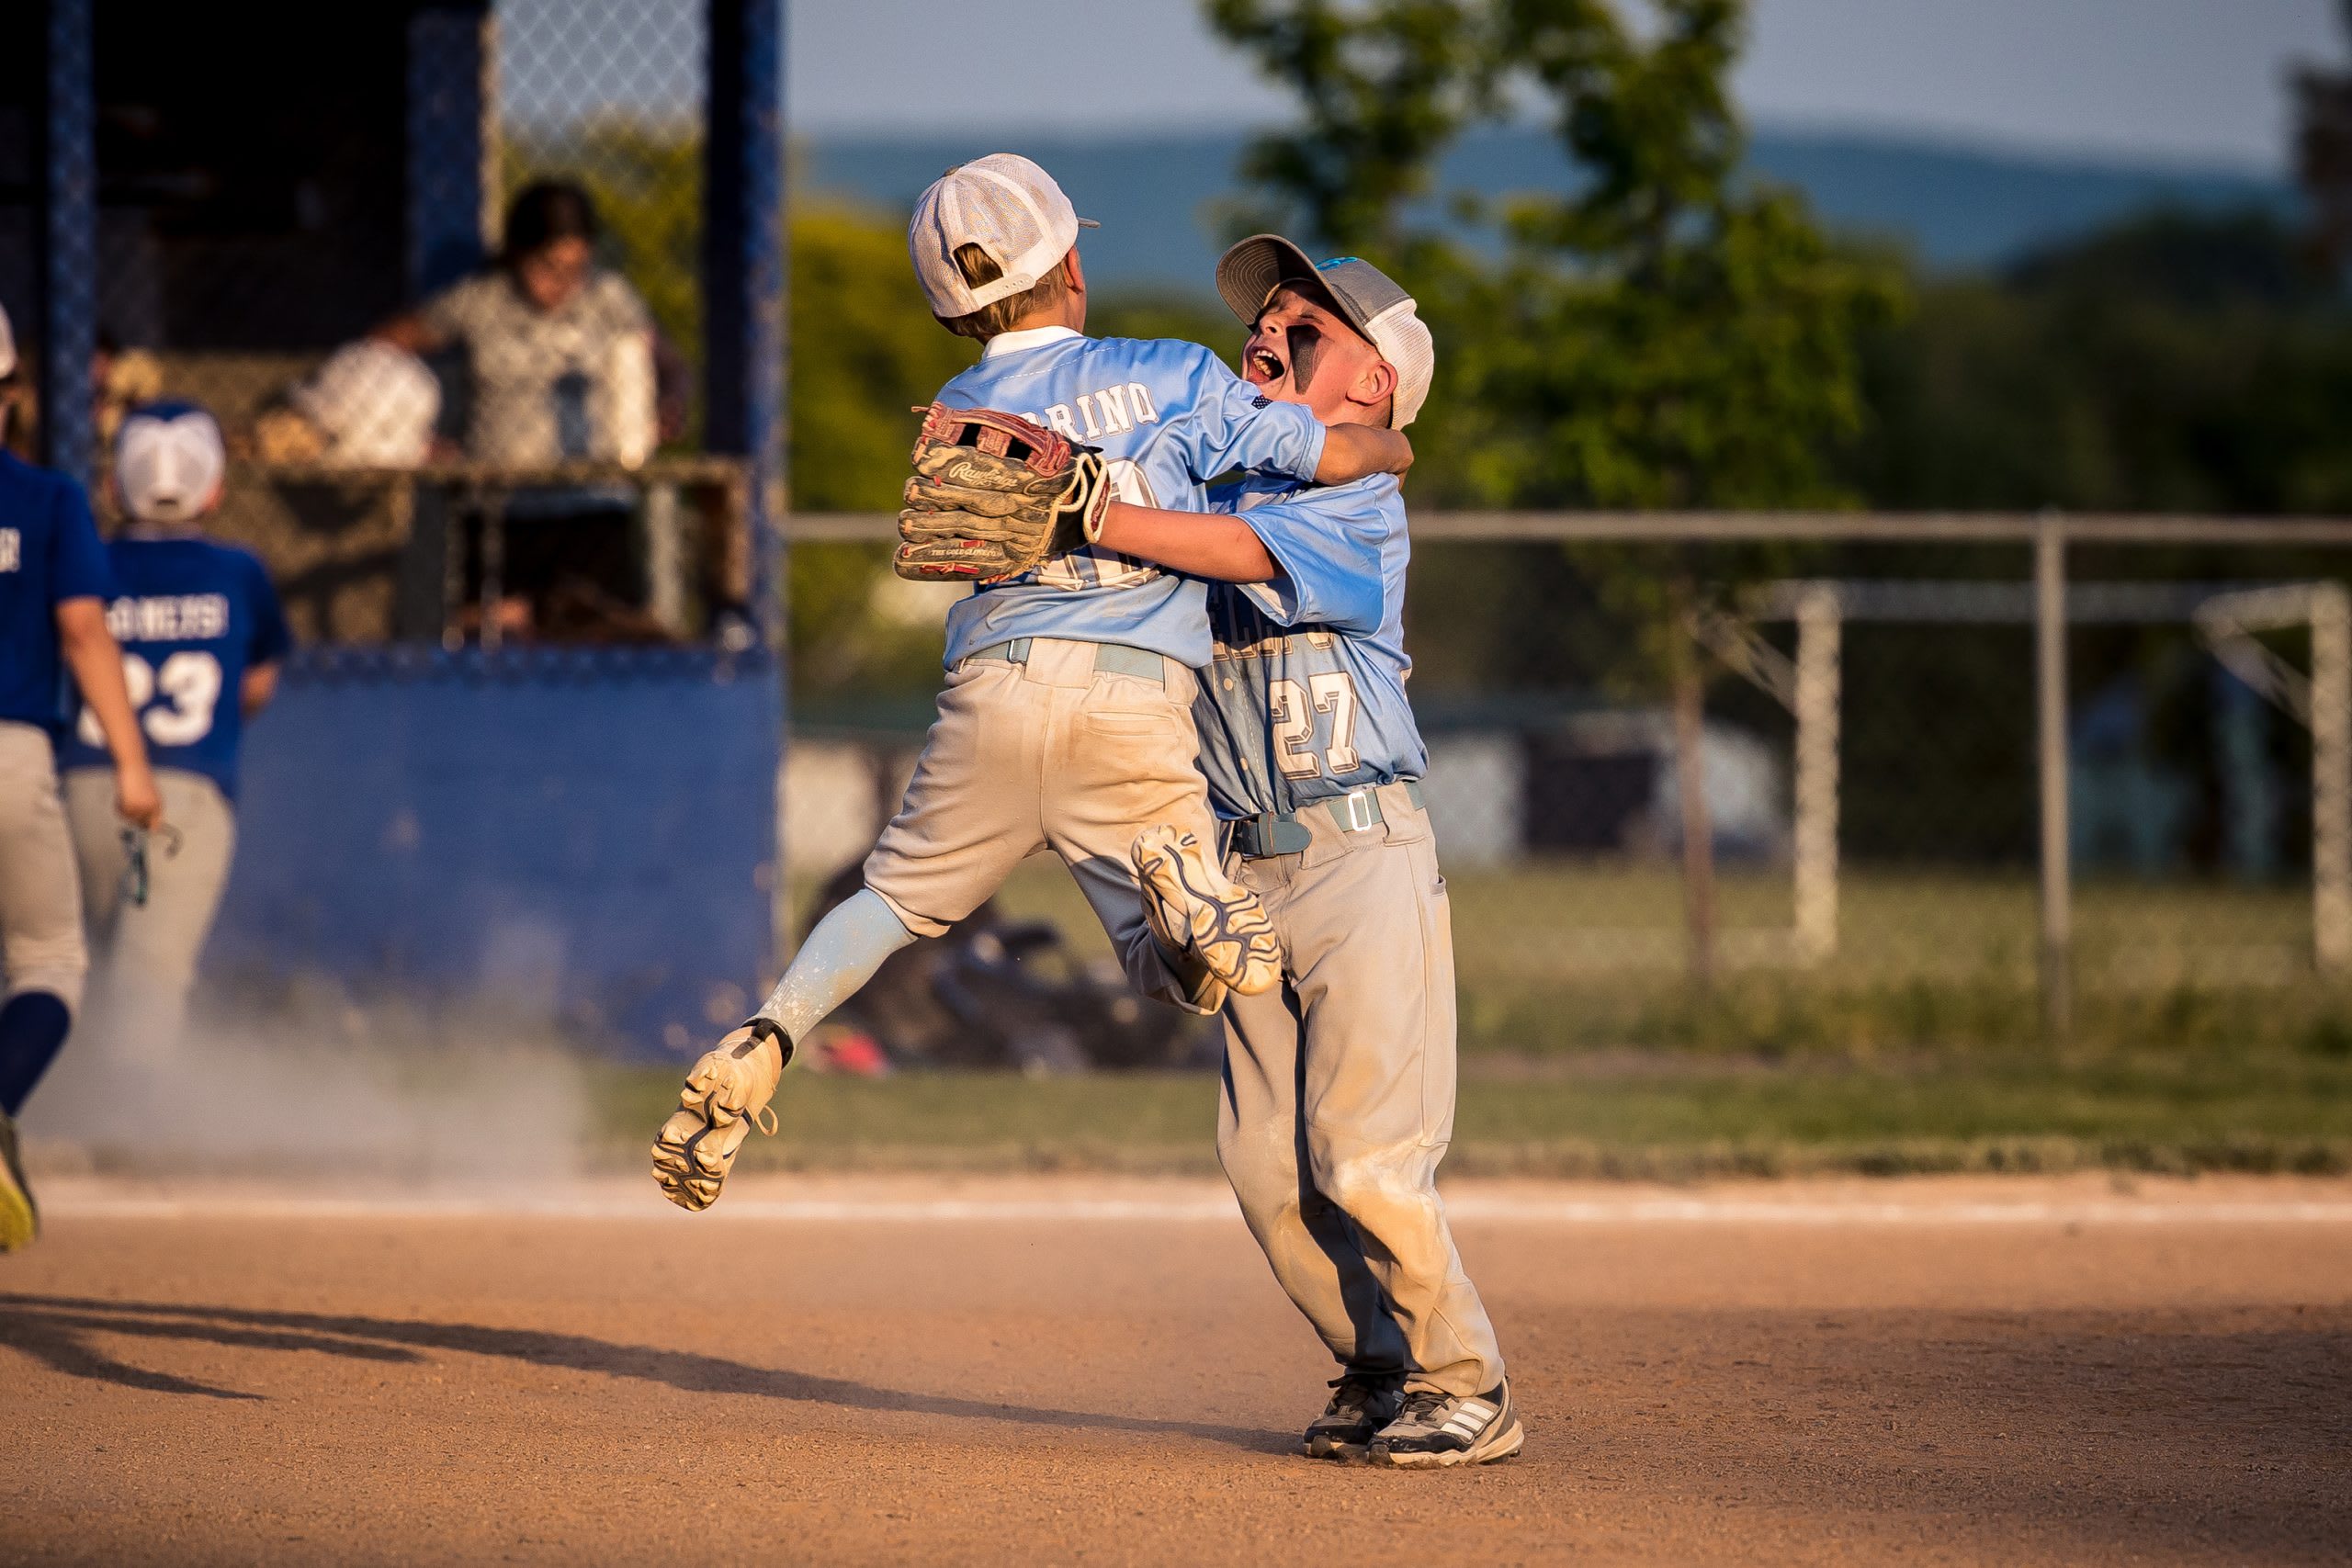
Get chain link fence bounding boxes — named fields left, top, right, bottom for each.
left=13, top=0, right=744, bottom=649
left=785, top=515, right=2352, bottom=1056
left=19, top=3, right=2352, bottom=1060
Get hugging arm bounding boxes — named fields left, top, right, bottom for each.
left=1096, top=501, right=1278, bottom=584
left=1312, top=423, right=1412, bottom=485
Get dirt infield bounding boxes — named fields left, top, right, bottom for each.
left=4, top=1174, right=2349, bottom=1566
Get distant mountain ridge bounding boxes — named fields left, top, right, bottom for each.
left=803, top=125, right=2296, bottom=293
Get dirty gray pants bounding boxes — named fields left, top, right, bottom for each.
left=1216, top=785, right=1505, bottom=1398
left=63, top=766, right=236, bottom=1063
left=0, top=721, right=87, bottom=1009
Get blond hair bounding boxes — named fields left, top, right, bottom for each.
left=934, top=243, right=1069, bottom=341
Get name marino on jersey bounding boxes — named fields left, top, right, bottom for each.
left=1016, top=381, right=1163, bottom=446
left=103, top=592, right=232, bottom=641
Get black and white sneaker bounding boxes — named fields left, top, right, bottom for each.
left=1302, top=1371, right=1405, bottom=1461
left=1369, top=1381, right=1524, bottom=1469
left=0, top=1110, right=38, bottom=1253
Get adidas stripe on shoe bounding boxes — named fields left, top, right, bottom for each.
left=1368, top=1381, right=1524, bottom=1469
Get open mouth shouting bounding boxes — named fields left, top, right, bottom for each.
left=1244, top=337, right=1289, bottom=388
left=1243, top=321, right=1325, bottom=396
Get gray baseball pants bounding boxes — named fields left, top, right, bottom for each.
left=0, top=720, right=87, bottom=1010
left=63, top=766, right=235, bottom=1061
left=1215, top=784, right=1507, bottom=1399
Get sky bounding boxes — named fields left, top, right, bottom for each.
left=776, top=0, right=2346, bottom=171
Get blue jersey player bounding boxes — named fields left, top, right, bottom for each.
left=1089, top=240, right=1519, bottom=1468
left=59, top=401, right=288, bottom=1068
left=651, top=157, right=1415, bottom=1213
left=0, top=302, right=162, bottom=1252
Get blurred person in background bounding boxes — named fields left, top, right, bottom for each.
left=253, top=340, right=443, bottom=469
left=375, top=179, right=683, bottom=638
left=0, top=333, right=164, bottom=463
left=59, top=401, right=289, bottom=1070
left=0, top=301, right=164, bottom=1252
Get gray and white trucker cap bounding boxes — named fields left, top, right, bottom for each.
left=1215, top=234, right=1434, bottom=430
left=909, top=154, right=1100, bottom=319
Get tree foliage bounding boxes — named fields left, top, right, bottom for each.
left=1213, top=0, right=1902, bottom=520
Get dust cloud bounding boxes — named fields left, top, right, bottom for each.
left=20, top=988, right=598, bottom=1185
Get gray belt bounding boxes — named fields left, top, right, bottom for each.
left=1227, top=780, right=1426, bottom=859
left=966, top=637, right=1169, bottom=685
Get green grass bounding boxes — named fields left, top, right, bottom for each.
left=602, top=1046, right=2352, bottom=1181
left=712, top=856, right=2352, bottom=1178
left=958, top=856, right=2352, bottom=1055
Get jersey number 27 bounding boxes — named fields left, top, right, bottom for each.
left=1270, top=672, right=1362, bottom=779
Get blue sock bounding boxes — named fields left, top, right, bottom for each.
left=0, top=991, right=73, bottom=1118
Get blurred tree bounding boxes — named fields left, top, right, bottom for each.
left=1854, top=211, right=2352, bottom=516
left=1211, top=0, right=1901, bottom=983
left=1205, top=0, right=1501, bottom=254
left=2293, top=0, right=2352, bottom=270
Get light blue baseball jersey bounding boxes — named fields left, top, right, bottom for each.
left=1193, top=472, right=1428, bottom=819
left=932, top=327, right=1328, bottom=670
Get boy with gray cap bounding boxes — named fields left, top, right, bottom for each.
left=1089, top=238, right=1519, bottom=1468
left=0, top=302, right=163, bottom=1251
left=652, top=158, right=1416, bottom=1212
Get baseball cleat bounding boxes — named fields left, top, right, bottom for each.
left=0, top=1111, right=38, bottom=1253
left=1369, top=1381, right=1524, bottom=1469
left=1131, top=825, right=1283, bottom=997
left=1302, top=1371, right=1405, bottom=1462
left=650, top=1019, right=789, bottom=1212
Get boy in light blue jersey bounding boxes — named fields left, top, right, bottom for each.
left=651, top=158, right=1415, bottom=1212
left=1091, top=239, right=1519, bottom=1469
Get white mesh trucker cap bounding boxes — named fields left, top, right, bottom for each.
left=1215, top=235, right=1435, bottom=431
left=115, top=400, right=228, bottom=524
left=909, top=154, right=1099, bottom=318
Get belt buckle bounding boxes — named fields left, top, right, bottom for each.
left=1342, top=791, right=1374, bottom=832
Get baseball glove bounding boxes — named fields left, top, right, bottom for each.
left=650, top=1019, right=790, bottom=1212
left=895, top=402, right=1113, bottom=582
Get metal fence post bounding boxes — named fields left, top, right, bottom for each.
left=2312, top=583, right=2352, bottom=972
left=2035, top=517, right=2074, bottom=1037
left=404, top=4, right=493, bottom=299
left=1792, top=584, right=1842, bottom=964
left=35, top=0, right=96, bottom=489
left=706, top=0, right=789, bottom=964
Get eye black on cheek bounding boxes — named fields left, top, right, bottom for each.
left=1288, top=325, right=1324, bottom=391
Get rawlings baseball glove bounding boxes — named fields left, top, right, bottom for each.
left=895, top=402, right=1113, bottom=582
left=650, top=1019, right=790, bottom=1212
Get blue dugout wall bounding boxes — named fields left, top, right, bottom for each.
left=17, top=0, right=793, bottom=1057
left=209, top=649, right=780, bottom=1056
